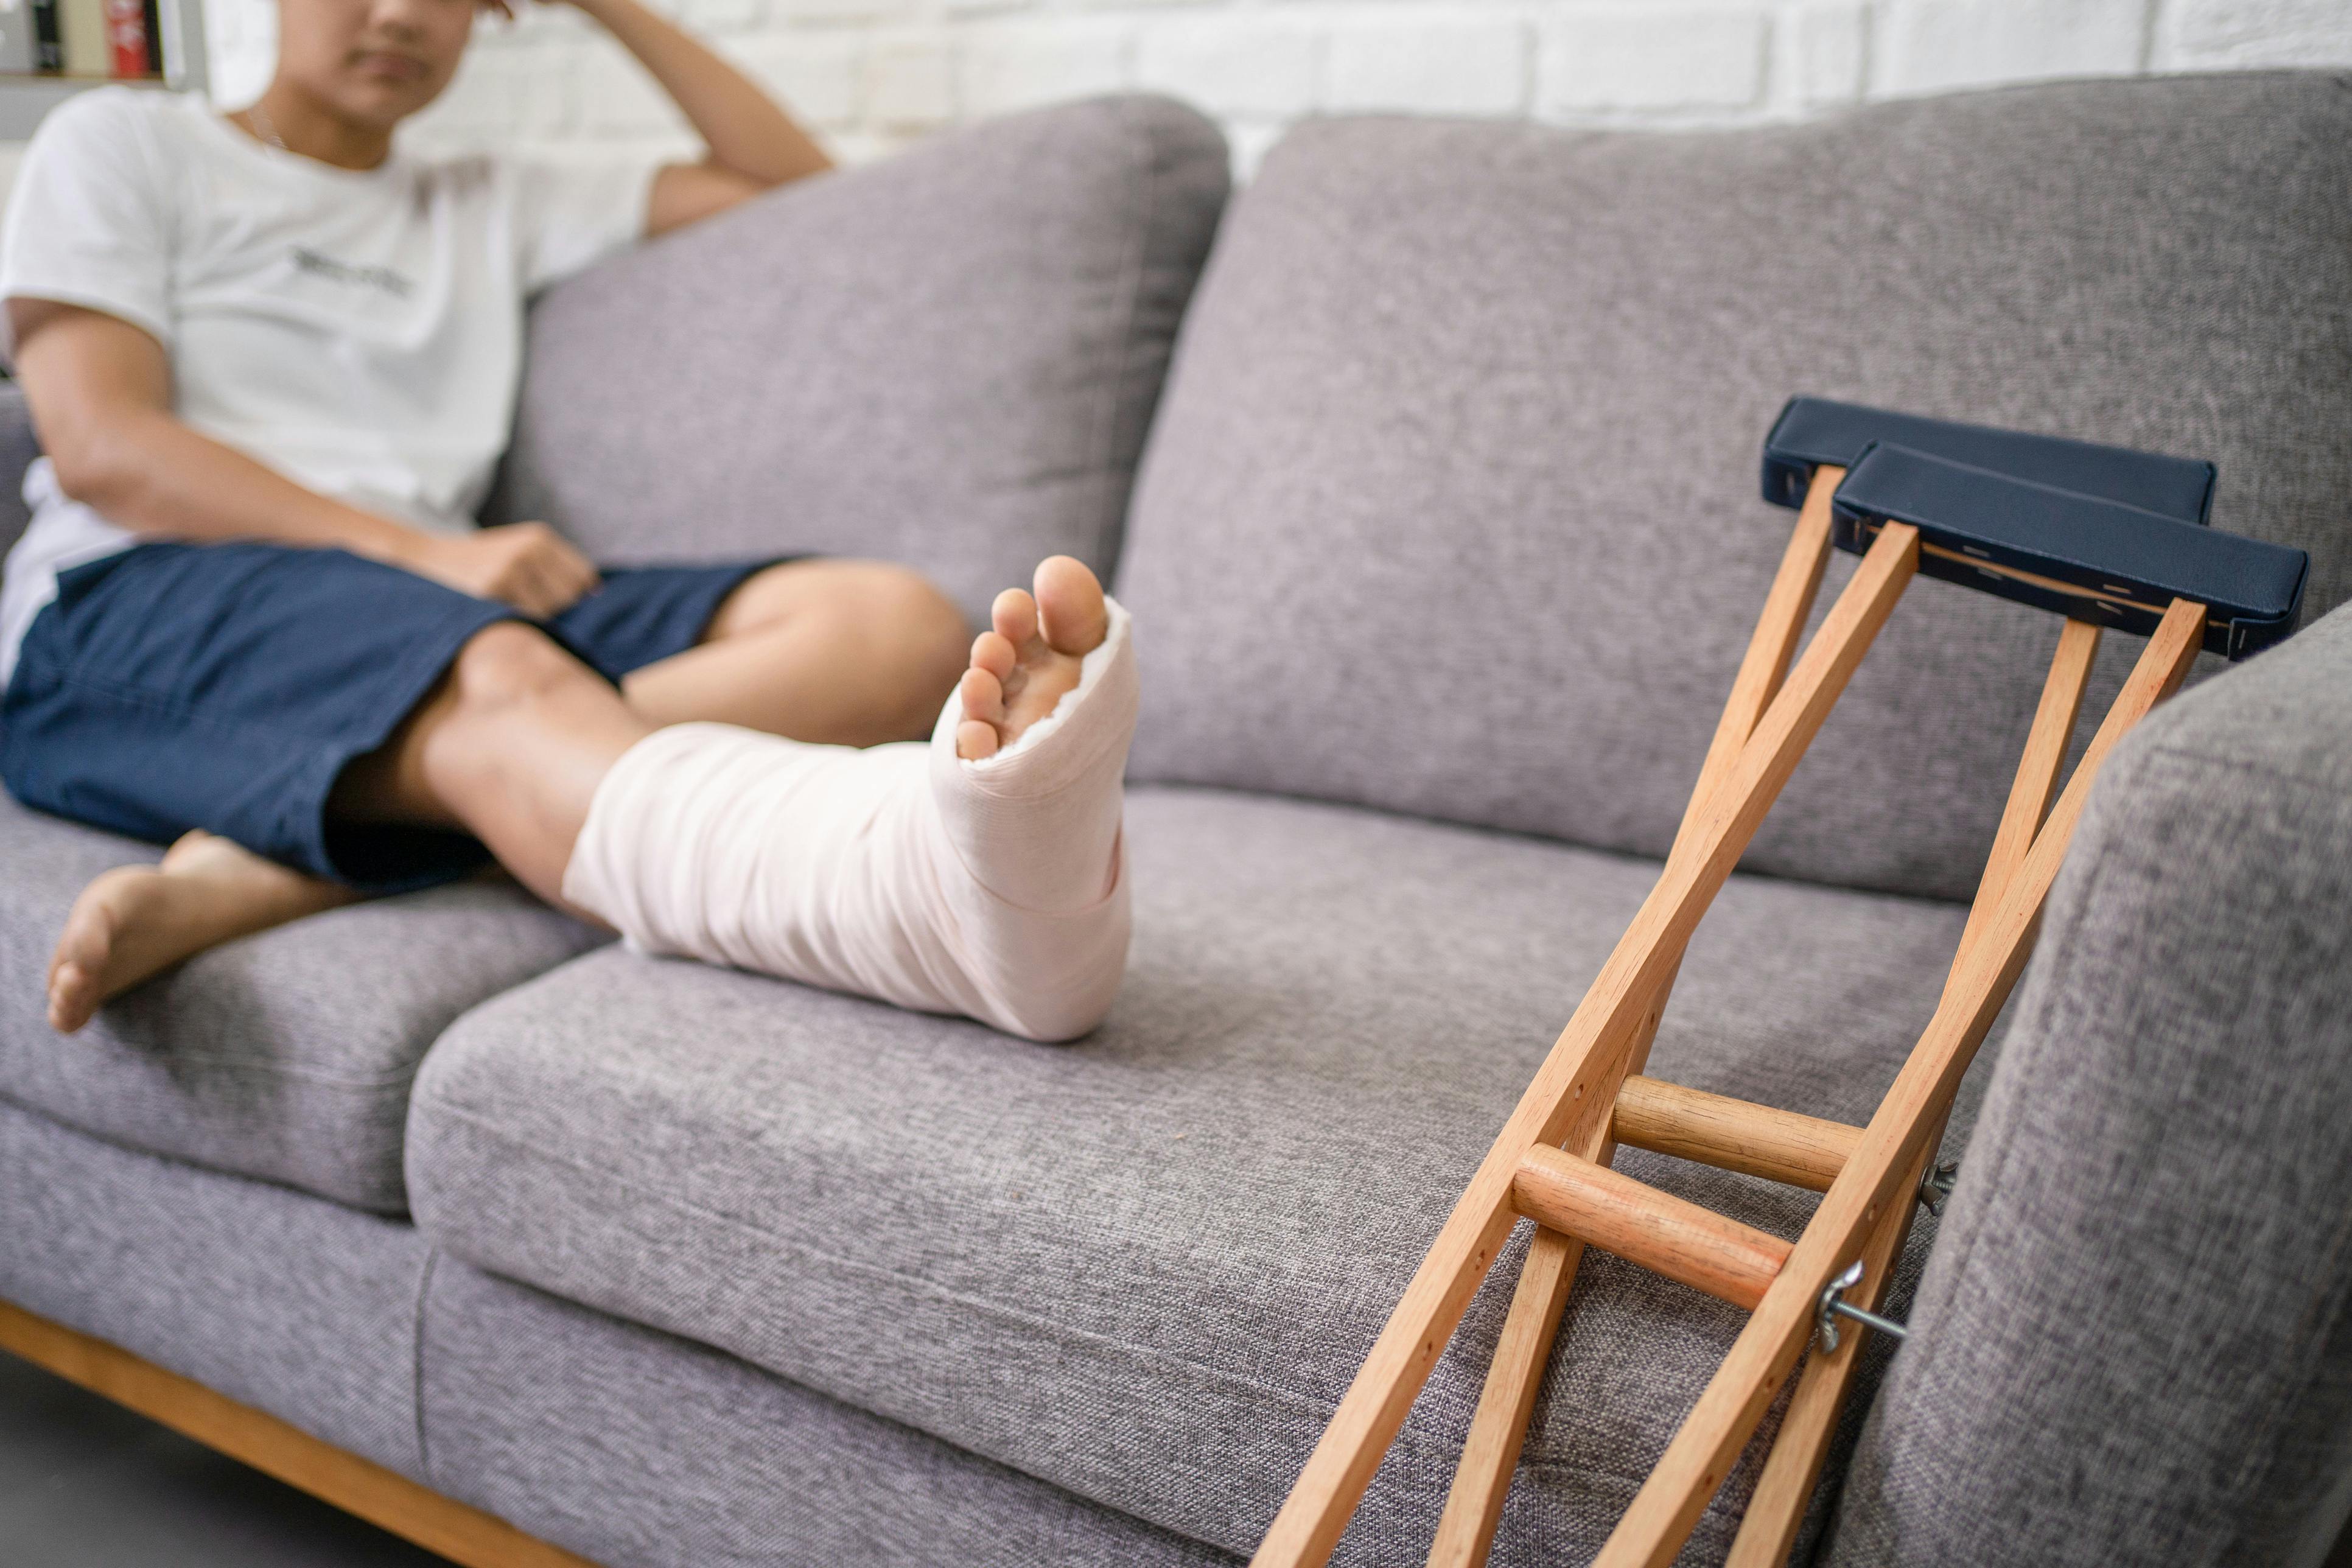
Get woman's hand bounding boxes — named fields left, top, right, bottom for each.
left=396, top=523, right=600, bottom=619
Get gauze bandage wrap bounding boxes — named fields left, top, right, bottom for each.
left=559, top=600, right=1136, bottom=1042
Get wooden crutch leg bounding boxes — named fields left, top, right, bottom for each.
left=1723, top=615, right=2104, bottom=1568
left=1426, top=468, right=1843, bottom=1568
left=1250, top=516, right=1919, bottom=1568
left=1723, top=1130, right=1940, bottom=1566
left=1593, top=599, right=2205, bottom=1568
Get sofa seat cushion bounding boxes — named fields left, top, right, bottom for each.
left=0, top=796, right=603, bottom=1213
left=408, top=786, right=1993, bottom=1562
left=419, top=1259, right=1234, bottom=1568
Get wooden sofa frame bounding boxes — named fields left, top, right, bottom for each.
left=0, top=1296, right=596, bottom=1567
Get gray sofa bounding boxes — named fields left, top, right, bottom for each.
left=3, top=71, right=2349, bottom=1568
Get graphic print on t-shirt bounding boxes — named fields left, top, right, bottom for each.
left=289, top=245, right=416, bottom=299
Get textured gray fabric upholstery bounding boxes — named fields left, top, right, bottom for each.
left=0, top=795, right=603, bottom=1211
left=1829, top=601, right=2352, bottom=1568
left=408, top=786, right=1990, bottom=1563
left=0, top=383, right=33, bottom=559
left=1115, top=71, right=2352, bottom=903
left=0, top=1096, right=431, bottom=1480
left=419, top=1258, right=1235, bottom=1568
left=485, top=95, right=1228, bottom=625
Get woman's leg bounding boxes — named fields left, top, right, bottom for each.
left=43, top=561, right=970, bottom=1032
left=562, top=557, right=1136, bottom=1041
left=327, top=621, right=652, bottom=905
left=48, top=622, right=648, bottom=1031
left=46, top=832, right=366, bottom=1031
left=621, top=559, right=970, bottom=744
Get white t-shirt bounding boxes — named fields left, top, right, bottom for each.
left=0, top=85, right=662, bottom=685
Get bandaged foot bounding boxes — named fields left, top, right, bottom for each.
left=559, top=558, right=1134, bottom=1042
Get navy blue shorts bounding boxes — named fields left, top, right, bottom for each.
left=0, top=541, right=785, bottom=892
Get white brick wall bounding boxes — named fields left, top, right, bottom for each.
left=1542, top=9, right=1771, bottom=113
left=1326, top=15, right=1529, bottom=116
left=19, top=0, right=2352, bottom=187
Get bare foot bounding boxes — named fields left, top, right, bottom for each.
left=46, top=830, right=360, bottom=1034
left=956, top=556, right=1110, bottom=761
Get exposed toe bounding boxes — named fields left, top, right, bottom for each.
left=959, top=666, right=1006, bottom=726
left=47, top=881, right=122, bottom=1020
left=1033, top=556, right=1107, bottom=656
left=971, top=630, right=1017, bottom=682
left=48, top=965, right=92, bottom=1034
left=957, top=718, right=1001, bottom=761
left=990, top=588, right=1038, bottom=648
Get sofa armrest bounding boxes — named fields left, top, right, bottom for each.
left=0, top=383, right=38, bottom=561
left=1828, top=600, right=2352, bottom=1567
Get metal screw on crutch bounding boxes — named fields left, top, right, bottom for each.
left=1916, top=1158, right=1959, bottom=1214
left=1815, top=1261, right=1909, bottom=1354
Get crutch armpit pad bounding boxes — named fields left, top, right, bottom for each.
left=1760, top=394, right=2217, bottom=522
left=1831, top=443, right=2307, bottom=657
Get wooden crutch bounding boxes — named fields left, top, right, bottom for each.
left=1251, top=399, right=2311, bottom=1568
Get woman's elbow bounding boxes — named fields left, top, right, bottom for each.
left=43, top=421, right=143, bottom=515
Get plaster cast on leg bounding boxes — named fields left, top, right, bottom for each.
left=559, top=601, right=1135, bottom=1042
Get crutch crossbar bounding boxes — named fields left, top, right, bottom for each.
left=1512, top=1147, right=1791, bottom=1311
left=1255, top=402, right=2308, bottom=1568
left=1610, top=1075, right=1861, bottom=1194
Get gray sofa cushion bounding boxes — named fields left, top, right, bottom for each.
left=420, top=1258, right=1234, bottom=1568
left=485, top=94, right=1230, bottom=625
left=0, top=384, right=33, bottom=561
left=0, top=1094, right=433, bottom=1481
left=407, top=785, right=1992, bottom=1564
left=0, top=796, right=601, bottom=1212
left=1829, top=601, right=2352, bottom=1568
left=1115, top=71, right=2352, bottom=903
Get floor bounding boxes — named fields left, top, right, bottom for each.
left=0, top=1348, right=452, bottom=1567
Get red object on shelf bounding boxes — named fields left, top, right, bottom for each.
left=104, top=0, right=148, bottom=76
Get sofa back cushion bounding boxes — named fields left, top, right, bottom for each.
left=486, top=95, right=1229, bottom=626
left=0, top=387, right=35, bottom=562
left=1114, top=72, right=2352, bottom=901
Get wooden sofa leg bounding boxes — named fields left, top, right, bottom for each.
left=0, top=1297, right=603, bottom=1568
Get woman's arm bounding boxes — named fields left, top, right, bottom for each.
left=561, top=0, right=833, bottom=235
left=10, top=298, right=599, bottom=617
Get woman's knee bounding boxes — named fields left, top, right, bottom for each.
left=853, top=567, right=974, bottom=724
left=448, top=621, right=598, bottom=716
left=856, top=563, right=970, bottom=672
left=724, top=559, right=967, bottom=659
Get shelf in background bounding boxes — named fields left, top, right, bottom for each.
left=0, top=70, right=169, bottom=83
left=0, top=0, right=206, bottom=139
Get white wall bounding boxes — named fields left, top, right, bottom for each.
left=327, top=0, right=2352, bottom=175
left=15, top=0, right=2352, bottom=192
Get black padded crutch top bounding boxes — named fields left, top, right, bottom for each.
left=1761, top=396, right=2217, bottom=523
left=1761, top=397, right=2307, bottom=660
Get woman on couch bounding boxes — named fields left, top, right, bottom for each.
left=2, top=0, right=1139, bottom=1043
